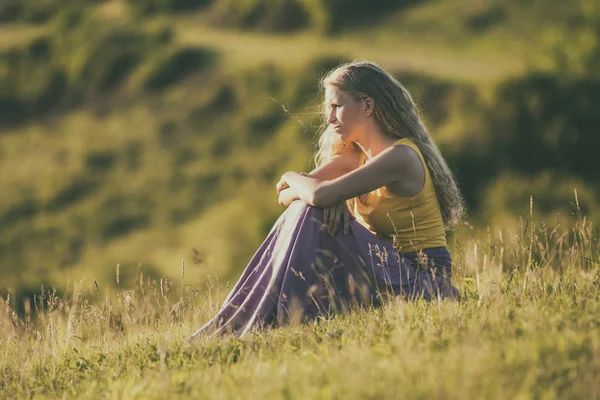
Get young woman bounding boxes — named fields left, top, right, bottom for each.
left=189, top=60, right=465, bottom=339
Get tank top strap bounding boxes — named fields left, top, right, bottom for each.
left=358, top=150, right=367, bottom=166
left=359, top=138, right=421, bottom=165
left=392, top=137, right=416, bottom=150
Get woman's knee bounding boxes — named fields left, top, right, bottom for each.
left=288, top=200, right=320, bottom=214
left=284, top=201, right=323, bottom=224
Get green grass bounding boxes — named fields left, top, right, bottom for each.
left=0, top=24, right=47, bottom=50
left=1, top=205, right=599, bottom=399
left=173, top=22, right=525, bottom=83
left=169, top=0, right=579, bottom=83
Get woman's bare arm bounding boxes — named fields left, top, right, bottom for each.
left=282, top=145, right=421, bottom=208
left=277, top=149, right=361, bottom=206
left=306, top=150, right=362, bottom=180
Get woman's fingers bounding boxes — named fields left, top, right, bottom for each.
left=327, top=205, right=335, bottom=235
left=328, top=204, right=342, bottom=236
left=323, top=203, right=352, bottom=236
left=276, top=178, right=288, bottom=195
left=277, top=172, right=306, bottom=195
left=325, top=206, right=335, bottom=236
left=343, top=206, right=351, bottom=235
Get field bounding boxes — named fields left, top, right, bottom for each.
left=0, top=0, right=599, bottom=398
left=1, top=206, right=599, bottom=398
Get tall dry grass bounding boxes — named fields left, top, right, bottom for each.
left=0, top=194, right=598, bottom=399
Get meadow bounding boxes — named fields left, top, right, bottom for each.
left=1, top=199, right=599, bottom=398
left=1, top=0, right=599, bottom=397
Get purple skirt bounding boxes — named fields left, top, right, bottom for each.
left=189, top=201, right=459, bottom=338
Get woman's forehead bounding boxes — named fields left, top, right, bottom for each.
left=325, top=85, right=348, bottom=101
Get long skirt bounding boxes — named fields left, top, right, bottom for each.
left=189, top=201, right=459, bottom=339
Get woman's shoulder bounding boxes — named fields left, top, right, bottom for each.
left=391, top=137, right=425, bottom=162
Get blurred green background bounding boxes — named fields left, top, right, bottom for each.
left=1, top=0, right=599, bottom=303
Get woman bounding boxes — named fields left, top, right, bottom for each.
left=189, top=60, right=465, bottom=339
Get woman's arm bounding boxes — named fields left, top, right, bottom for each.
left=306, top=150, right=362, bottom=181
left=282, top=145, right=420, bottom=208
left=277, top=149, right=362, bottom=207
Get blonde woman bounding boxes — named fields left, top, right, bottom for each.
left=190, top=61, right=464, bottom=339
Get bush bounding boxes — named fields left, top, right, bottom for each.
left=127, top=0, right=212, bottom=15
left=464, top=3, right=507, bottom=33
left=209, top=0, right=310, bottom=32
left=486, top=73, right=600, bottom=182
left=299, top=0, right=417, bottom=33
left=141, top=47, right=215, bottom=90
left=69, top=31, right=146, bottom=94
left=0, top=0, right=91, bottom=23
left=0, top=45, right=68, bottom=125
left=208, top=0, right=416, bottom=33
left=0, top=2, right=20, bottom=22
left=0, top=14, right=213, bottom=126
left=481, top=172, right=599, bottom=225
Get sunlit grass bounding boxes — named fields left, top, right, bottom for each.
left=168, top=0, right=578, bottom=83
left=0, top=24, right=47, bottom=50
left=1, top=201, right=598, bottom=399
left=174, top=22, right=524, bottom=83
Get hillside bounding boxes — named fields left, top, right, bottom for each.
left=0, top=0, right=599, bottom=302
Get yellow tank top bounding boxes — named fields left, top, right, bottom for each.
left=350, top=138, right=447, bottom=253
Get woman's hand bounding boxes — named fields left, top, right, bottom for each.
left=276, top=172, right=306, bottom=195
left=323, top=202, right=355, bottom=236
left=278, top=188, right=300, bottom=207
left=276, top=176, right=289, bottom=195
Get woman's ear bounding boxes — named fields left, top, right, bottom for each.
left=364, top=98, right=374, bottom=117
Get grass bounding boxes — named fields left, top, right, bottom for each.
left=1, top=200, right=599, bottom=399
left=173, top=19, right=526, bottom=84
left=0, top=5, right=598, bottom=396
left=0, top=24, right=47, bottom=50
left=168, top=0, right=577, bottom=83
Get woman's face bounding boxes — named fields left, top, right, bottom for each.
left=325, top=85, right=368, bottom=141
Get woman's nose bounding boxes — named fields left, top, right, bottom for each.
left=327, top=110, right=337, bottom=124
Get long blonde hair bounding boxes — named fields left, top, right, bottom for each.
left=315, top=60, right=466, bottom=231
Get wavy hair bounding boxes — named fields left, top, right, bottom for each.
left=314, top=60, right=466, bottom=231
